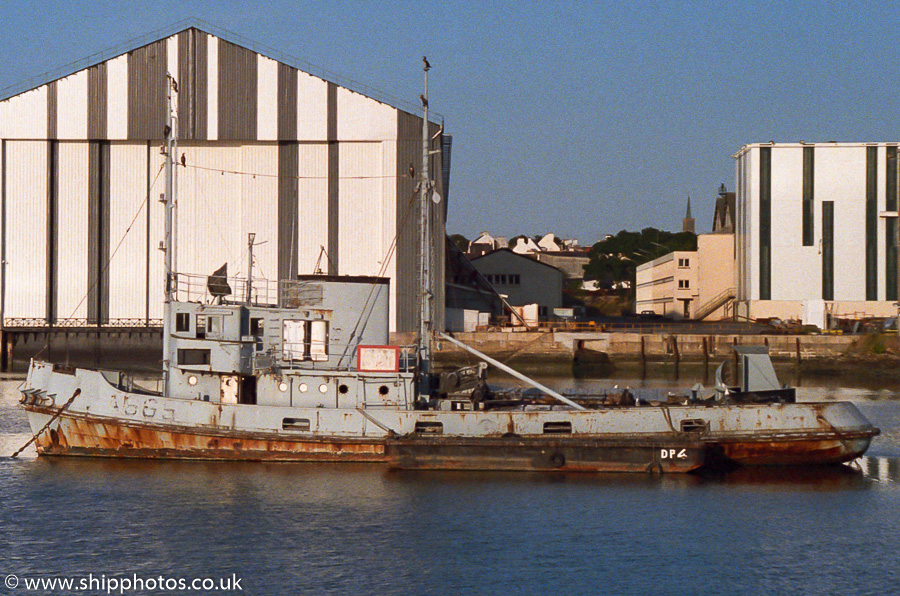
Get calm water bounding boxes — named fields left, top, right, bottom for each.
left=2, top=373, right=900, bottom=596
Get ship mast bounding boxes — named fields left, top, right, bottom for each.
left=418, top=57, right=433, bottom=392
left=162, top=74, right=178, bottom=396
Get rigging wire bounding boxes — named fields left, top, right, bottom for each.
left=184, top=163, right=400, bottom=180
left=31, top=163, right=166, bottom=360
left=190, top=159, right=239, bottom=268
left=335, top=186, right=420, bottom=369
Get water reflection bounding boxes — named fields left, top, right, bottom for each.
left=859, top=455, right=900, bottom=483
left=388, top=459, right=900, bottom=489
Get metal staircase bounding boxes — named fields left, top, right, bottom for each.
left=693, top=287, right=736, bottom=321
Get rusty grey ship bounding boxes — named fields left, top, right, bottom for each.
left=17, top=67, right=879, bottom=473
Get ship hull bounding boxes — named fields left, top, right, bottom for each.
left=19, top=363, right=879, bottom=474
left=23, top=407, right=707, bottom=473
left=22, top=404, right=875, bottom=473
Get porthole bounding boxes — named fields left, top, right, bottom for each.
left=187, top=375, right=198, bottom=386
left=378, top=385, right=389, bottom=396
left=278, top=382, right=288, bottom=392
left=319, top=384, right=328, bottom=394
left=339, top=384, right=349, bottom=394
left=298, top=383, right=308, bottom=393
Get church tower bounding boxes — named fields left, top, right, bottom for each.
left=682, top=195, right=695, bottom=233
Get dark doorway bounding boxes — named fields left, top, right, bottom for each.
left=239, top=375, right=258, bottom=405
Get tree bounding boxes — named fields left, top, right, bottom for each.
left=449, top=234, right=470, bottom=253
left=583, top=227, right=697, bottom=288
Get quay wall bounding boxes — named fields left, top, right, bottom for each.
left=425, top=331, right=856, bottom=363
left=2, top=328, right=858, bottom=373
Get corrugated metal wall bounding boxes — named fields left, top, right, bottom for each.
left=56, top=142, right=89, bottom=320
left=218, top=41, right=257, bottom=141
left=5, top=141, right=48, bottom=319
left=177, top=144, right=243, bottom=280
left=57, top=71, right=87, bottom=139
left=0, top=27, right=445, bottom=332
left=127, top=41, right=167, bottom=141
left=240, top=144, right=279, bottom=282
left=395, top=111, right=422, bottom=333
left=295, top=143, right=329, bottom=274
left=338, top=141, right=383, bottom=277
left=107, top=142, right=149, bottom=320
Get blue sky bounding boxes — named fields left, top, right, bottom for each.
left=2, top=1, right=898, bottom=244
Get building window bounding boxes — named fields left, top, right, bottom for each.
left=802, top=146, right=815, bottom=247
left=678, top=258, right=690, bottom=268
left=866, top=146, right=878, bottom=300
left=175, top=312, right=190, bottom=332
left=310, top=320, right=329, bottom=362
left=207, top=315, right=224, bottom=339
left=822, top=201, right=834, bottom=301
left=888, top=146, right=898, bottom=301
left=249, top=317, right=263, bottom=336
left=760, top=146, right=772, bottom=300
left=485, top=273, right=521, bottom=286
left=282, top=320, right=306, bottom=361
left=678, top=279, right=690, bottom=289
left=196, top=315, right=206, bottom=339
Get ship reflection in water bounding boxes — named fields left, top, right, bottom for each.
left=384, top=456, right=900, bottom=488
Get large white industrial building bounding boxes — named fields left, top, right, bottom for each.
left=0, top=24, right=446, bottom=333
left=734, top=142, right=898, bottom=321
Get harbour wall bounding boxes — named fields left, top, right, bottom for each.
left=421, top=331, right=856, bottom=364
left=2, top=328, right=858, bottom=373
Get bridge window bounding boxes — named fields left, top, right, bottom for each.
left=178, top=349, right=210, bottom=365
left=282, top=320, right=329, bottom=362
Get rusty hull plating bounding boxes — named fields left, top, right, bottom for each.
left=20, top=367, right=878, bottom=474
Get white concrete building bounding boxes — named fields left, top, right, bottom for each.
left=0, top=23, right=446, bottom=332
left=635, top=251, right=698, bottom=319
left=634, top=234, right=735, bottom=321
left=734, top=142, right=898, bottom=322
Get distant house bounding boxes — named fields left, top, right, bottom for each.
left=511, top=236, right=541, bottom=254
left=469, top=249, right=564, bottom=317
left=468, top=231, right=506, bottom=258
left=537, top=233, right=561, bottom=251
